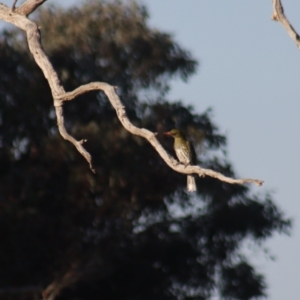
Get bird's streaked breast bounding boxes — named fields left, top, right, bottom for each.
left=175, top=147, right=191, bottom=164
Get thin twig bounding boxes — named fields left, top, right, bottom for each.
left=11, top=0, right=18, bottom=11
left=15, top=0, right=47, bottom=16
left=272, top=0, right=300, bottom=49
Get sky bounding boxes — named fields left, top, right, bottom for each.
left=1, top=0, right=300, bottom=299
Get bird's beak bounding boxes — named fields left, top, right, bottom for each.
left=164, top=132, right=171, bottom=136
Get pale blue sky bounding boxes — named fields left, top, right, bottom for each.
left=138, top=2, right=300, bottom=299
left=1, top=0, right=300, bottom=299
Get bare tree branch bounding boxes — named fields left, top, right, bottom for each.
left=59, top=83, right=264, bottom=187
left=42, top=269, right=81, bottom=300
left=15, top=0, right=47, bottom=16
left=0, top=3, right=264, bottom=186
left=272, top=0, right=300, bottom=49
left=0, top=2, right=95, bottom=172
left=42, top=264, right=104, bottom=300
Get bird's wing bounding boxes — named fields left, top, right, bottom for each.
left=187, top=140, right=197, bottom=165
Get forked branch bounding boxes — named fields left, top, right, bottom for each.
left=0, top=1, right=263, bottom=186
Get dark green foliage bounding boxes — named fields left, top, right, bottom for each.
left=221, top=262, right=266, bottom=299
left=0, top=1, right=290, bottom=300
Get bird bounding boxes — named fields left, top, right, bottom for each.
left=164, top=129, right=197, bottom=192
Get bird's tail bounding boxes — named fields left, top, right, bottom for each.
left=187, top=175, right=197, bottom=192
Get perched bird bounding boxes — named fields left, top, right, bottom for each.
left=164, top=129, right=197, bottom=192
